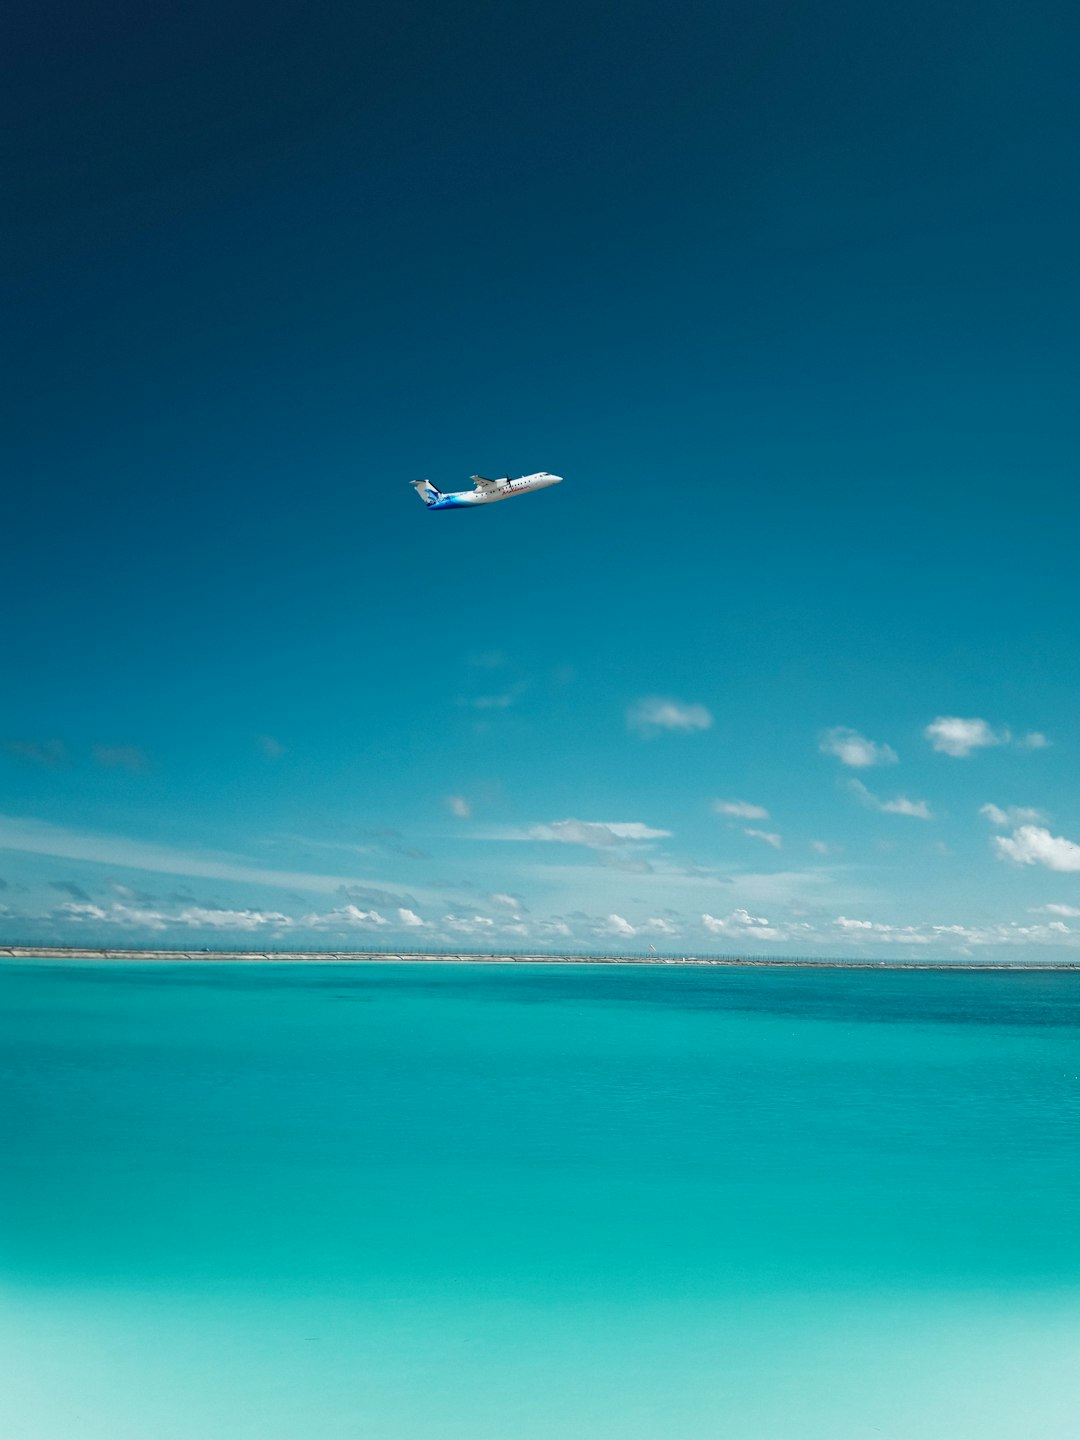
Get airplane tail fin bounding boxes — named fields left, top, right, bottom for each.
left=410, top=479, right=441, bottom=507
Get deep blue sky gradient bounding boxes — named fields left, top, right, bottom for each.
left=3, top=0, right=1079, bottom=954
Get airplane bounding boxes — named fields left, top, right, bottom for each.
left=410, top=471, right=563, bottom=510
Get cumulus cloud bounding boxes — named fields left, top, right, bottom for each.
left=627, top=697, right=713, bottom=737
left=834, top=916, right=931, bottom=945
left=924, top=716, right=1009, bottom=757
left=446, top=794, right=472, bottom=819
left=641, top=916, right=678, bottom=935
left=979, top=803, right=1046, bottom=827
left=605, top=913, right=636, bottom=937
left=397, top=907, right=425, bottom=927
left=744, top=828, right=782, bottom=849
left=819, top=727, right=898, bottom=768
left=530, top=819, right=671, bottom=847
left=175, top=906, right=294, bottom=931
left=713, top=799, right=769, bottom=819
left=55, top=900, right=295, bottom=932
left=441, top=913, right=496, bottom=935
left=702, top=909, right=787, bottom=941
left=993, top=825, right=1080, bottom=873
left=56, top=901, right=110, bottom=923
left=305, top=904, right=388, bottom=929
left=849, top=779, right=932, bottom=820
left=489, top=892, right=525, bottom=910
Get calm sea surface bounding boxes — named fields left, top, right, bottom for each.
left=2, top=961, right=1078, bottom=1438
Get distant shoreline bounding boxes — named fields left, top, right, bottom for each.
left=2, top=946, right=1079, bottom=971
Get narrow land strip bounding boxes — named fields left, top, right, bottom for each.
left=2, top=946, right=1078, bottom=969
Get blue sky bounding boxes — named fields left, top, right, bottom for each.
left=3, top=0, right=1079, bottom=958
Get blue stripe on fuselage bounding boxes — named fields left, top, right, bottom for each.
left=429, top=494, right=479, bottom=509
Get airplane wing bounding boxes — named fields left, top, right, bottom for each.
left=471, top=475, right=505, bottom=493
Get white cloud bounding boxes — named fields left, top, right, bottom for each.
left=627, top=697, right=713, bottom=737
left=641, top=917, right=678, bottom=935
left=979, top=803, right=1046, bottom=827
left=819, top=727, right=898, bottom=768
left=744, top=828, right=782, bottom=849
left=605, top=913, right=636, bottom=937
left=441, top=913, right=496, bottom=935
left=489, top=892, right=524, bottom=910
left=446, top=794, right=472, bottom=819
left=993, top=825, right=1080, bottom=873
left=849, top=779, right=932, bottom=820
left=398, top=907, right=426, bottom=927
left=809, top=840, right=833, bottom=855
left=833, top=916, right=931, bottom=945
left=174, top=906, right=294, bottom=931
left=1018, top=732, right=1051, bottom=750
left=56, top=900, right=296, bottom=932
left=702, top=909, right=787, bottom=941
left=1033, top=903, right=1080, bottom=918
left=304, top=904, right=388, bottom=929
left=713, top=799, right=769, bottom=819
left=530, top=819, right=671, bottom=848
left=55, top=901, right=109, bottom=923
left=880, top=795, right=932, bottom=819
left=924, top=716, right=1009, bottom=757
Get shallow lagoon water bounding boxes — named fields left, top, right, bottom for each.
left=2, top=961, right=1078, bottom=1438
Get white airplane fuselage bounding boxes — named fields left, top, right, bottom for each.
left=412, top=472, right=562, bottom=510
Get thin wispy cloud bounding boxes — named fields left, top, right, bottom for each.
left=744, top=828, right=782, bottom=849
left=3, top=739, right=69, bottom=768
left=257, top=735, right=288, bottom=759
left=713, top=799, right=769, bottom=819
left=627, top=697, right=713, bottom=737
left=467, top=691, right=520, bottom=710
left=819, top=727, right=898, bottom=768
left=93, top=744, right=147, bottom=772
left=529, top=819, right=671, bottom=848
left=849, top=779, right=932, bottom=820
left=1017, top=731, right=1051, bottom=750
left=0, top=813, right=427, bottom=899
left=446, top=794, right=472, bottom=819
left=993, top=825, right=1080, bottom=873
left=49, top=879, right=92, bottom=901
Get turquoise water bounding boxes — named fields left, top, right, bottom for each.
left=2, top=961, right=1078, bottom=1438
